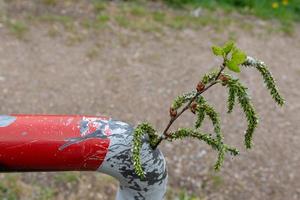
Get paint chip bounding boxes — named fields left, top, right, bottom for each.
left=0, top=115, right=16, bottom=127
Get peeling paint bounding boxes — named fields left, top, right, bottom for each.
left=0, top=115, right=110, bottom=171
left=0, top=115, right=16, bottom=127
left=99, top=120, right=168, bottom=200
left=59, top=117, right=110, bottom=150
left=0, top=115, right=168, bottom=199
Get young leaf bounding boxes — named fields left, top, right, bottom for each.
left=226, top=60, right=241, bottom=73
left=231, top=49, right=247, bottom=65
left=212, top=46, right=224, bottom=56
left=223, top=41, right=235, bottom=55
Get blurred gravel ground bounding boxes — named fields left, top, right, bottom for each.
left=0, top=1, right=300, bottom=200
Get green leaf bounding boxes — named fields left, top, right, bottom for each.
left=231, top=49, right=247, bottom=65
left=222, top=41, right=235, bottom=55
left=212, top=46, right=224, bottom=56
left=226, top=60, right=241, bottom=73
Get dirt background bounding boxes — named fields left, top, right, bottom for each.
left=0, top=1, right=300, bottom=200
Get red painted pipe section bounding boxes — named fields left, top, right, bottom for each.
left=0, top=115, right=110, bottom=172
left=0, top=114, right=168, bottom=199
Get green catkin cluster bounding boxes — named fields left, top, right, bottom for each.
left=201, top=71, right=218, bottom=84
left=132, top=123, right=158, bottom=178
left=215, top=146, right=226, bottom=171
left=132, top=42, right=284, bottom=179
left=194, top=96, right=225, bottom=169
left=195, top=96, right=223, bottom=142
left=202, top=103, right=222, bottom=142
left=226, top=77, right=258, bottom=148
left=227, top=86, right=236, bottom=113
left=171, top=91, right=197, bottom=110
left=195, top=96, right=206, bottom=128
left=168, top=128, right=239, bottom=170
left=243, top=57, right=285, bottom=106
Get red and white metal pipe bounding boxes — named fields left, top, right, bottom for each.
left=0, top=115, right=167, bottom=200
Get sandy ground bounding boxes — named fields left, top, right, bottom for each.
left=0, top=2, right=300, bottom=200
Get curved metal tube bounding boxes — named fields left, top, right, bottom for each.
left=0, top=115, right=167, bottom=200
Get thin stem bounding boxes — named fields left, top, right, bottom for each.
left=153, top=64, right=226, bottom=149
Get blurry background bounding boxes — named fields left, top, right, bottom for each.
left=0, top=0, right=299, bottom=199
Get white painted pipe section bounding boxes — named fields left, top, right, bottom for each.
left=98, top=120, right=168, bottom=200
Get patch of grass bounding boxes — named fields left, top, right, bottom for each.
left=95, top=14, right=110, bottom=28
left=210, top=174, right=223, bottom=189
left=39, top=15, right=72, bottom=24
left=166, top=15, right=189, bottom=29
left=92, top=0, right=107, bottom=13
left=39, top=187, right=56, bottom=200
left=66, top=32, right=82, bottom=44
left=164, top=0, right=195, bottom=8
left=152, top=11, right=166, bottom=23
left=163, top=0, right=300, bottom=24
left=81, top=14, right=110, bottom=30
left=7, top=20, right=28, bottom=39
left=178, top=190, right=200, bottom=200
left=166, top=188, right=203, bottom=200
left=0, top=175, right=22, bottom=200
left=47, top=25, right=60, bottom=37
left=163, top=14, right=230, bottom=30
left=37, top=15, right=74, bottom=31
left=115, top=32, right=131, bottom=47
left=5, top=0, right=290, bottom=39
left=54, top=172, right=79, bottom=184
left=163, top=0, right=298, bottom=33
left=115, top=15, right=130, bottom=28
left=111, top=3, right=235, bottom=32
left=86, top=47, right=100, bottom=59
left=81, top=19, right=96, bottom=29
left=138, top=22, right=162, bottom=32
left=279, top=21, right=294, bottom=35
left=239, top=22, right=254, bottom=32
left=227, top=31, right=238, bottom=41
left=42, top=0, right=57, bottom=6
left=95, top=174, right=116, bottom=183
left=96, top=14, right=110, bottom=23
left=129, top=5, right=147, bottom=17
